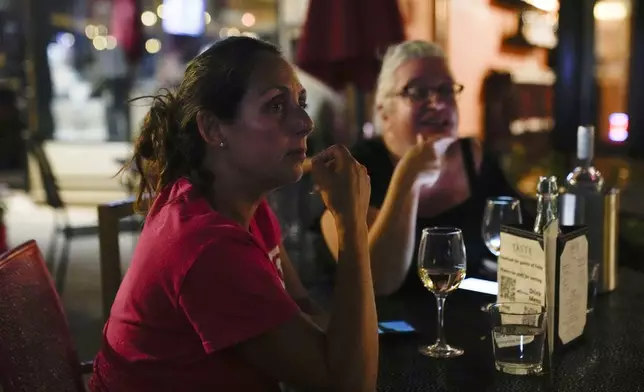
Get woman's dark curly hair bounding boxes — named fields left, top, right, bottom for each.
left=126, top=36, right=281, bottom=214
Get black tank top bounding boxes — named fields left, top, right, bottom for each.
left=347, top=137, right=522, bottom=296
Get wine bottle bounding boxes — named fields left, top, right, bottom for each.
left=533, top=176, right=560, bottom=234
left=566, top=125, right=604, bottom=193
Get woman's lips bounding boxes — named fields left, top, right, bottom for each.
left=419, top=117, right=451, bottom=128
left=417, top=120, right=453, bottom=136
left=285, top=148, right=307, bottom=161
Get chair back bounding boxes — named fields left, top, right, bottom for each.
left=25, top=135, right=64, bottom=209
left=0, top=240, right=85, bottom=392
left=98, top=197, right=139, bottom=321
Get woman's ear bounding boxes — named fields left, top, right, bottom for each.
left=196, top=110, right=225, bottom=147
left=376, top=102, right=385, bottom=119
left=377, top=102, right=392, bottom=125
left=376, top=102, right=391, bottom=133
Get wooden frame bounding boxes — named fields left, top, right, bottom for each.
left=97, top=197, right=136, bottom=321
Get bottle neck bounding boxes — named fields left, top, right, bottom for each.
left=577, top=129, right=594, bottom=167
left=537, top=194, right=558, bottom=214
left=577, top=157, right=592, bottom=169
left=534, top=194, right=559, bottom=233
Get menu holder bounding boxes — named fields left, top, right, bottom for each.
left=497, top=220, right=588, bottom=355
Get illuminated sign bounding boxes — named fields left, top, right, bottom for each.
left=608, top=112, right=628, bottom=143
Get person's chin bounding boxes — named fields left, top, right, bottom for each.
left=291, top=165, right=305, bottom=182
left=280, top=163, right=305, bottom=184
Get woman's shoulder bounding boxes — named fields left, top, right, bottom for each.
left=459, top=137, right=494, bottom=172
left=459, top=137, right=504, bottom=173
left=144, top=179, right=259, bottom=250
left=458, top=137, right=518, bottom=196
left=458, top=137, right=482, bottom=157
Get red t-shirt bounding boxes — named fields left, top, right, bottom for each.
left=89, top=178, right=300, bottom=391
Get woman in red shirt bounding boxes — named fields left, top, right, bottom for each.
left=89, top=37, right=377, bottom=392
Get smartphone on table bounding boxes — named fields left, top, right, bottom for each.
left=378, top=320, right=416, bottom=335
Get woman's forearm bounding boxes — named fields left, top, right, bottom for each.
left=367, top=172, right=421, bottom=295
left=320, top=171, right=422, bottom=297
left=325, top=218, right=378, bottom=392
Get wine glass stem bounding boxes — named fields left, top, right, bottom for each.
left=435, top=295, right=447, bottom=346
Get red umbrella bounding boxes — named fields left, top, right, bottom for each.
left=296, top=0, right=405, bottom=92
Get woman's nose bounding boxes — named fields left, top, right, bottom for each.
left=426, top=93, right=446, bottom=110
left=295, top=112, right=314, bottom=137
left=297, top=125, right=313, bottom=137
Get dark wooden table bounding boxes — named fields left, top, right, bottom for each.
left=375, top=268, right=644, bottom=391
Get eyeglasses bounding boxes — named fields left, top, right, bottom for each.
left=393, top=83, right=464, bottom=103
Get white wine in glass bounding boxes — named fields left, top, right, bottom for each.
left=417, top=227, right=467, bottom=358
left=419, top=268, right=466, bottom=295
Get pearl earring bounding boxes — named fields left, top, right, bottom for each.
left=219, top=142, right=225, bottom=147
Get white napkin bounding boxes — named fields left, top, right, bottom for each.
left=433, top=137, right=457, bottom=158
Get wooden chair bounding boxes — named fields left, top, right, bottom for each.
left=98, top=197, right=140, bottom=321
left=25, top=135, right=101, bottom=294
left=0, top=240, right=93, bottom=392
left=25, top=135, right=142, bottom=296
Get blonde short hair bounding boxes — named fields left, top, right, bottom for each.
left=373, top=41, right=446, bottom=133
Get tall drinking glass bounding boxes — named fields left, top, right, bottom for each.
left=417, top=227, right=467, bottom=358
left=482, top=197, right=523, bottom=256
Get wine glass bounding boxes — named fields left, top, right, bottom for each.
left=481, top=197, right=523, bottom=257
left=417, top=227, right=467, bottom=358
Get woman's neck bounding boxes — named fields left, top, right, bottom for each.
left=209, top=169, right=267, bottom=229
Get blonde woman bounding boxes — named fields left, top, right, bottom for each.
left=319, top=40, right=521, bottom=297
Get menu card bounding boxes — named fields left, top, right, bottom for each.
left=544, top=219, right=557, bottom=356
left=497, top=222, right=588, bottom=353
left=497, top=232, right=546, bottom=305
left=558, top=235, right=588, bottom=344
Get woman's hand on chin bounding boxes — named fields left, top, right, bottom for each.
left=395, top=134, right=445, bottom=188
